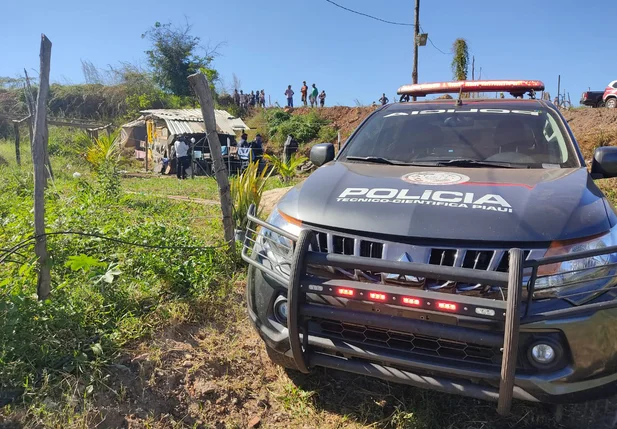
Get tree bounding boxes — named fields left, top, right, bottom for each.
left=451, top=38, right=469, bottom=81
left=142, top=21, right=220, bottom=97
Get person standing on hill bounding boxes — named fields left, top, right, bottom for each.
left=285, top=85, right=295, bottom=107
left=319, top=90, right=326, bottom=107
left=309, top=84, right=319, bottom=107
left=233, top=89, right=240, bottom=106
left=259, top=90, right=266, bottom=107
left=174, top=135, right=190, bottom=180
left=301, top=81, right=308, bottom=106
left=379, top=93, right=389, bottom=105
left=239, top=90, right=246, bottom=109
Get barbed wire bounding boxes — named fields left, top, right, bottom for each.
left=0, top=231, right=228, bottom=264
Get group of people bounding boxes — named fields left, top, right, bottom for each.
left=233, top=89, right=266, bottom=109
left=285, top=81, right=326, bottom=108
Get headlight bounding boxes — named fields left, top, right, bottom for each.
left=534, top=229, right=617, bottom=304
left=257, top=209, right=305, bottom=276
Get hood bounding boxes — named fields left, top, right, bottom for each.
left=277, top=162, right=612, bottom=243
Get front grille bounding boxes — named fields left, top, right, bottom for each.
left=309, top=230, right=540, bottom=300
left=313, top=232, right=384, bottom=258
left=312, top=318, right=501, bottom=366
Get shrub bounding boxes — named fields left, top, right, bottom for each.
left=230, top=161, right=272, bottom=230
left=318, top=125, right=338, bottom=143
left=84, top=129, right=120, bottom=171
left=264, top=153, right=308, bottom=183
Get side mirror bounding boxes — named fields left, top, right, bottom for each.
left=591, top=147, right=617, bottom=179
left=310, top=143, right=335, bottom=167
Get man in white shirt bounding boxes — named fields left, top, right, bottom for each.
left=174, top=136, right=190, bottom=179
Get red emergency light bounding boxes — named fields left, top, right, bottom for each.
left=402, top=297, right=421, bottom=306
left=337, top=288, right=355, bottom=297
left=369, top=292, right=387, bottom=302
left=438, top=302, right=457, bottom=311
left=397, top=80, right=545, bottom=98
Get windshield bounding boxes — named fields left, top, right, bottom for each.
left=340, top=104, right=580, bottom=168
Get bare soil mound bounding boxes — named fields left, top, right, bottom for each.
left=563, top=108, right=617, bottom=159
left=291, top=106, right=376, bottom=139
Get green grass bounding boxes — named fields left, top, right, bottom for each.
left=0, top=153, right=235, bottom=401
left=121, top=175, right=221, bottom=200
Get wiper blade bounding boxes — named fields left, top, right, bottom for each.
left=435, top=159, right=524, bottom=169
left=345, top=156, right=414, bottom=166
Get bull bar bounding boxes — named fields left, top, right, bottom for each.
left=241, top=205, right=617, bottom=415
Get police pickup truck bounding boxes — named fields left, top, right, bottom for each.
left=243, top=80, right=617, bottom=427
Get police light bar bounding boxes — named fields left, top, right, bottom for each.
left=397, top=80, right=545, bottom=97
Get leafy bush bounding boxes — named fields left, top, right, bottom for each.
left=318, top=125, right=338, bottom=143
left=230, top=161, right=272, bottom=230
left=265, top=109, right=329, bottom=144
left=48, top=127, right=91, bottom=158
left=264, top=153, right=308, bottom=183
left=84, top=129, right=120, bottom=171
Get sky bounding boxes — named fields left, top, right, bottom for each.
left=0, top=0, right=612, bottom=107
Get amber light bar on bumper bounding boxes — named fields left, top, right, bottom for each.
left=320, top=281, right=505, bottom=321
left=397, top=80, right=545, bottom=98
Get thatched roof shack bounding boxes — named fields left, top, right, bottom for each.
left=119, top=108, right=249, bottom=167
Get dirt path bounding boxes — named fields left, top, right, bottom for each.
left=128, top=186, right=295, bottom=214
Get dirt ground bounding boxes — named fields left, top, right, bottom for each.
left=17, top=286, right=559, bottom=429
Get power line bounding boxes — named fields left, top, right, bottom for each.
left=427, top=37, right=450, bottom=55
left=324, top=0, right=415, bottom=27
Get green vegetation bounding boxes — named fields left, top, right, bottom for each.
left=0, top=144, right=235, bottom=407
left=143, top=21, right=219, bottom=97
left=264, top=153, right=308, bottom=183
left=266, top=109, right=329, bottom=144
left=451, top=38, right=469, bottom=81
left=230, top=161, right=272, bottom=230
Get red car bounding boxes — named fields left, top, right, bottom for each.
left=603, top=80, right=617, bottom=108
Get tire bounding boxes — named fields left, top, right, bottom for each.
left=560, top=396, right=617, bottom=429
left=607, top=98, right=617, bottom=109
left=265, top=344, right=301, bottom=371
left=597, top=100, right=606, bottom=108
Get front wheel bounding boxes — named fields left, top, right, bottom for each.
left=607, top=98, right=617, bottom=109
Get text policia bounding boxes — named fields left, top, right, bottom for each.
left=336, top=188, right=513, bottom=213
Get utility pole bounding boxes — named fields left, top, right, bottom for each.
left=471, top=56, right=475, bottom=98
left=412, top=0, right=420, bottom=101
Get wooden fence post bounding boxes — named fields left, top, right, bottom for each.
left=32, top=34, right=52, bottom=300
left=13, top=121, right=21, bottom=166
left=188, top=72, right=235, bottom=253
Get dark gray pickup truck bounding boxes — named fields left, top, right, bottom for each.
left=581, top=90, right=605, bottom=107
left=243, top=80, right=617, bottom=428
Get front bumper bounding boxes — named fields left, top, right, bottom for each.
left=242, top=205, right=617, bottom=414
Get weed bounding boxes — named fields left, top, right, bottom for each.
left=263, top=153, right=308, bottom=183
left=230, top=161, right=273, bottom=230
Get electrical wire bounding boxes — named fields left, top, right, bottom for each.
left=427, top=36, right=450, bottom=55
left=324, top=0, right=415, bottom=27
left=323, top=1, right=452, bottom=57
left=419, top=25, right=450, bottom=55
